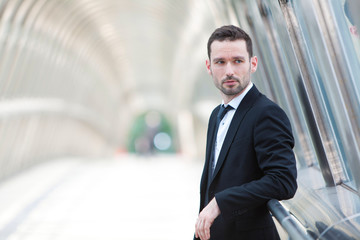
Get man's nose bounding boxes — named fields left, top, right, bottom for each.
left=225, top=62, right=234, bottom=76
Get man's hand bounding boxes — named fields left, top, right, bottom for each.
left=195, top=198, right=221, bottom=240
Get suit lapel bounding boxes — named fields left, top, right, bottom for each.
left=200, top=106, right=220, bottom=194
left=210, top=86, right=261, bottom=183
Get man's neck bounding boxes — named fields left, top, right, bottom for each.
left=222, top=82, right=252, bottom=104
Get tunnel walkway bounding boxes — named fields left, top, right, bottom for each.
left=0, top=155, right=202, bottom=240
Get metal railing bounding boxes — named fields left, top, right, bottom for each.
left=267, top=199, right=313, bottom=240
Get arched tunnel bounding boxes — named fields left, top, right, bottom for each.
left=0, top=0, right=222, bottom=176
left=0, top=1, right=224, bottom=239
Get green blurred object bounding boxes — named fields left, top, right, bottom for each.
left=127, top=111, right=175, bottom=154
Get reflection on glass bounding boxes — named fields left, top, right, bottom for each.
left=343, top=0, right=360, bottom=59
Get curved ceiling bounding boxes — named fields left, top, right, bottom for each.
left=77, top=0, right=220, bottom=115
left=0, top=0, right=235, bottom=157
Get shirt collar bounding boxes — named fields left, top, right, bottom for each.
left=222, top=82, right=253, bottom=110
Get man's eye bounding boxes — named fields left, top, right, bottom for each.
left=235, top=60, right=243, bottom=63
left=215, top=60, right=225, bottom=64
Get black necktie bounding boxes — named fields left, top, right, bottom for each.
left=210, top=104, right=233, bottom=175
left=217, top=105, right=233, bottom=124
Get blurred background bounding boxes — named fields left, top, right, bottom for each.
left=0, top=0, right=360, bottom=239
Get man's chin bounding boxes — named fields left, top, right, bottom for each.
left=221, top=87, right=242, bottom=96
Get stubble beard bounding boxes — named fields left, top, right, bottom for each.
left=218, top=73, right=250, bottom=97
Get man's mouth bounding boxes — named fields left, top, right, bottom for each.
left=223, top=79, right=238, bottom=86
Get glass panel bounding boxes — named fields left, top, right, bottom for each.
left=261, top=0, right=319, bottom=170
left=296, top=0, right=348, bottom=183
left=290, top=0, right=360, bottom=189
left=232, top=0, right=318, bottom=169
left=326, top=0, right=360, bottom=189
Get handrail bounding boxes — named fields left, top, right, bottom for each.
left=267, top=199, right=313, bottom=240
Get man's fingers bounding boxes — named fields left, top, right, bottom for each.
left=195, top=217, right=211, bottom=240
left=195, top=219, right=201, bottom=239
left=204, top=220, right=211, bottom=239
left=199, top=219, right=205, bottom=240
left=195, top=218, right=201, bottom=239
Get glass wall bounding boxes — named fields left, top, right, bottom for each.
left=327, top=0, right=360, bottom=188
left=290, top=0, right=360, bottom=189
left=224, top=0, right=360, bottom=237
left=229, top=0, right=360, bottom=191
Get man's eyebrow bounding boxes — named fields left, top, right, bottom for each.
left=233, top=56, right=246, bottom=60
left=212, top=57, right=224, bottom=62
left=212, top=56, right=247, bottom=62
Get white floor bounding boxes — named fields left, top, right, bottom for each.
left=0, top=154, right=203, bottom=240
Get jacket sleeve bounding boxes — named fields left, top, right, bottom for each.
left=215, top=104, right=297, bottom=222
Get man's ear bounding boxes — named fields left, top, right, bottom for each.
left=206, top=59, right=212, bottom=75
left=250, top=56, right=258, bottom=73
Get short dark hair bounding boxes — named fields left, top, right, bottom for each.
left=207, top=25, right=253, bottom=59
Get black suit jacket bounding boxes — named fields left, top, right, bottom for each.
left=196, top=85, right=297, bottom=240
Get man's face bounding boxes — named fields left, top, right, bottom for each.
left=206, top=40, right=257, bottom=100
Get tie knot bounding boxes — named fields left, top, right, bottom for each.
left=217, top=105, right=233, bottom=121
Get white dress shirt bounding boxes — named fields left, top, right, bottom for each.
left=214, top=82, right=253, bottom=167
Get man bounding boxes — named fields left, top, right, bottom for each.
left=194, top=25, right=297, bottom=240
